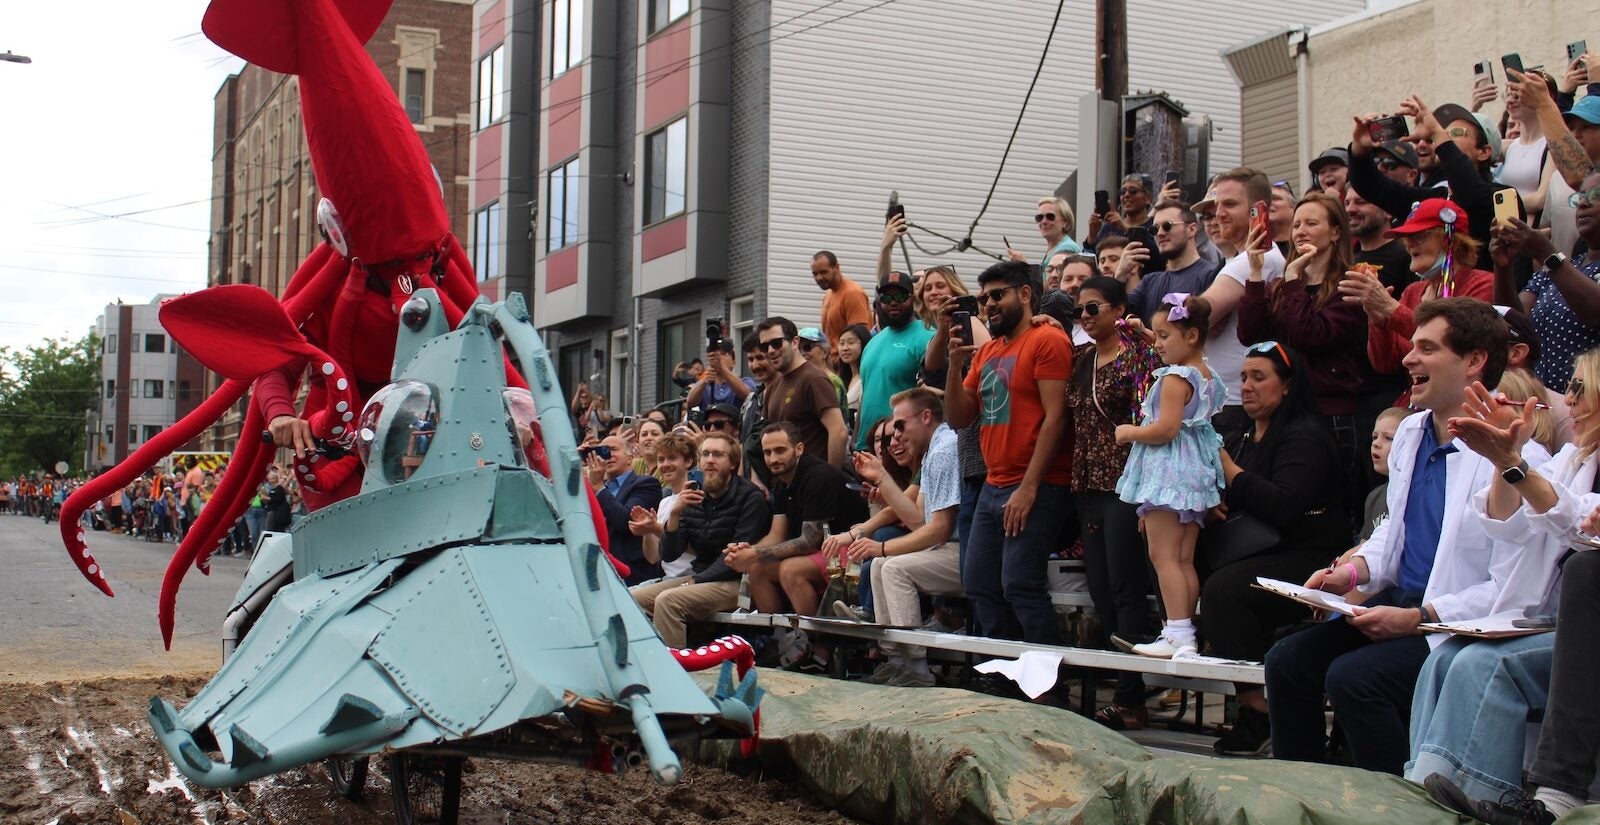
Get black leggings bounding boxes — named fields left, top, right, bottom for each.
left=1076, top=490, right=1151, bottom=706
left=1200, top=547, right=1328, bottom=663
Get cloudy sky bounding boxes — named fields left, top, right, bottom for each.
left=0, top=2, right=241, bottom=354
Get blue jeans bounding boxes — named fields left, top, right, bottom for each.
left=1406, top=633, right=1554, bottom=801
left=244, top=506, right=266, bottom=550
left=961, top=481, right=1070, bottom=645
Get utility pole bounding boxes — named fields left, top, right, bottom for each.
left=1095, top=0, right=1126, bottom=101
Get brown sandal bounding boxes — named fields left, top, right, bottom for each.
left=1093, top=704, right=1148, bottom=731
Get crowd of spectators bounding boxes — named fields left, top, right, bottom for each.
left=554, top=51, right=1600, bottom=823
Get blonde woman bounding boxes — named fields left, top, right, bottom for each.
left=1496, top=368, right=1559, bottom=461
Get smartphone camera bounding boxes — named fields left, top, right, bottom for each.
left=1367, top=114, right=1409, bottom=144
left=579, top=445, right=613, bottom=461
left=685, top=480, right=701, bottom=492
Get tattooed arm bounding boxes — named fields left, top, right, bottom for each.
left=1518, top=69, right=1599, bottom=189
left=755, top=519, right=828, bottom=563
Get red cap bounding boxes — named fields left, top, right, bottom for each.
left=1387, top=198, right=1465, bottom=237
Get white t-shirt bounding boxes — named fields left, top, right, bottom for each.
left=1545, top=173, right=1578, bottom=258
left=1498, top=135, right=1547, bottom=202
left=1208, top=245, right=1286, bottom=405
left=654, top=494, right=696, bottom=578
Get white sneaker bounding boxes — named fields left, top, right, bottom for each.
left=1131, top=633, right=1195, bottom=659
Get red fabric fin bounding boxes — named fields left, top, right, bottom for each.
left=58, top=379, right=250, bottom=597
left=201, top=0, right=394, bottom=74
left=160, top=285, right=314, bottom=380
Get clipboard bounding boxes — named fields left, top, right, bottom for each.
left=1251, top=577, right=1368, bottom=617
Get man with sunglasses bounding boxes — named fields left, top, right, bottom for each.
left=1375, top=140, right=1422, bottom=188
left=945, top=260, right=1073, bottom=650
left=1125, top=199, right=1221, bottom=322
left=758, top=317, right=850, bottom=467
left=856, top=270, right=933, bottom=450
left=1092, top=174, right=1156, bottom=245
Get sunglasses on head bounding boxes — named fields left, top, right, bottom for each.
left=1246, top=340, right=1292, bottom=368
left=1070, top=301, right=1108, bottom=319
left=1273, top=180, right=1296, bottom=198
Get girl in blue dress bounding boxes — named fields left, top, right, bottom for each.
left=1114, top=293, right=1227, bottom=658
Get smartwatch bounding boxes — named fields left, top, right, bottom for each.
left=1501, top=459, right=1530, bottom=485
left=1545, top=251, right=1569, bottom=273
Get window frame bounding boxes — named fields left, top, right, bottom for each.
left=475, top=44, right=506, bottom=130
left=546, top=156, right=582, bottom=252
left=473, top=201, right=503, bottom=281
left=648, top=0, right=690, bottom=35
left=144, top=333, right=166, bottom=353
left=552, top=0, right=585, bottom=77
left=609, top=327, right=630, bottom=410
left=728, top=294, right=756, bottom=377
left=657, top=313, right=697, bottom=404
left=643, top=117, right=688, bottom=226
left=143, top=379, right=164, bottom=399
left=404, top=67, right=427, bottom=124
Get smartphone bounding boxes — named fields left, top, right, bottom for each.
left=953, top=294, right=980, bottom=316
left=1473, top=59, right=1495, bottom=86
left=687, top=468, right=704, bottom=486
left=1569, top=41, right=1589, bottom=66
left=1094, top=189, right=1111, bottom=216
left=951, top=311, right=974, bottom=345
left=1512, top=615, right=1556, bottom=630
left=844, top=481, right=869, bottom=494
left=1502, top=52, right=1525, bottom=76
left=685, top=480, right=701, bottom=493
left=1162, top=169, right=1181, bottom=189
left=1367, top=114, right=1409, bottom=144
left=1492, top=187, right=1521, bottom=227
left=1249, top=205, right=1272, bottom=250
left=886, top=202, right=905, bottom=224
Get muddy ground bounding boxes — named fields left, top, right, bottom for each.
left=0, top=676, right=854, bottom=825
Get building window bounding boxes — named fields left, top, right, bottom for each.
left=649, top=0, right=690, bottom=33
left=129, top=426, right=139, bottom=445
left=609, top=328, right=630, bottom=410
left=644, top=117, right=687, bottom=225
left=473, top=201, right=502, bottom=281
left=547, top=157, right=581, bottom=251
left=552, top=0, right=584, bottom=76
left=178, top=380, right=192, bottom=401
left=144, top=333, right=166, bottom=353
left=105, top=380, right=115, bottom=399
left=404, top=68, right=427, bottom=124
left=107, top=336, right=116, bottom=353
left=168, top=380, right=176, bottom=400
left=476, top=44, right=506, bottom=130
left=129, top=381, right=139, bottom=399
left=144, top=425, right=162, bottom=442
left=729, top=294, right=756, bottom=375
left=658, top=314, right=696, bottom=404
left=558, top=343, right=590, bottom=409
left=143, top=379, right=164, bottom=399
left=104, top=426, right=114, bottom=445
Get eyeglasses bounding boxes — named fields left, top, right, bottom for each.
left=876, top=434, right=893, bottom=450
left=1156, top=220, right=1191, bottom=234
left=699, top=449, right=730, bottom=460
left=976, top=285, right=1016, bottom=304
left=758, top=338, right=787, bottom=353
left=879, top=291, right=912, bottom=305
left=1044, top=262, right=1065, bottom=274
left=1033, top=213, right=1058, bottom=223
left=1568, top=188, right=1600, bottom=208
left=1118, top=186, right=1144, bottom=196
left=1246, top=340, right=1292, bottom=368
left=1273, top=180, right=1296, bottom=198
left=1569, top=377, right=1586, bottom=396
left=1376, top=158, right=1403, bottom=171
left=1070, top=302, right=1108, bottom=319
left=798, top=341, right=817, bottom=352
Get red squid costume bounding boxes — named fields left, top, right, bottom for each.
left=58, top=0, right=622, bottom=647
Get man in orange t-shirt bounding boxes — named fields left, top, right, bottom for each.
left=811, top=250, right=872, bottom=355
left=946, top=260, right=1073, bottom=649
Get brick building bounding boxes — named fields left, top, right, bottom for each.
left=88, top=297, right=206, bottom=472
left=204, top=0, right=476, bottom=450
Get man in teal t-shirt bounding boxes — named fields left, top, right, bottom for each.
left=855, top=271, right=934, bottom=449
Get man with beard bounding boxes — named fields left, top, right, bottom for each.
left=1346, top=187, right=1419, bottom=485
left=1125, top=200, right=1222, bottom=322
left=633, top=432, right=771, bottom=648
left=945, top=260, right=1073, bottom=648
left=759, top=317, right=849, bottom=467
left=812, top=250, right=872, bottom=355
left=856, top=271, right=933, bottom=450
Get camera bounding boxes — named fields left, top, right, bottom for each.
left=1367, top=114, right=1409, bottom=144
left=705, top=317, right=724, bottom=350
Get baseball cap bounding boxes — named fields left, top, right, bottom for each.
left=877, top=269, right=915, bottom=294
left=705, top=403, right=740, bottom=423
left=1376, top=140, right=1420, bottom=170
left=1563, top=95, right=1600, bottom=127
left=797, top=326, right=826, bottom=344
left=1387, top=198, right=1466, bottom=236
left=1309, top=147, right=1350, bottom=174
left=1433, top=103, right=1503, bottom=164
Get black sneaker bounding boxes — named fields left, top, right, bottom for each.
left=1213, top=705, right=1272, bottom=756
left=783, top=651, right=830, bottom=675
left=1424, top=775, right=1557, bottom=825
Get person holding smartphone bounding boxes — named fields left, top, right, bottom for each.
left=1499, top=69, right=1560, bottom=223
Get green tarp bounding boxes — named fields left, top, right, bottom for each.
left=695, top=669, right=1483, bottom=824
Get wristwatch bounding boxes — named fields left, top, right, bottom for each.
left=1501, top=459, right=1530, bottom=485
left=1545, top=251, right=1569, bottom=272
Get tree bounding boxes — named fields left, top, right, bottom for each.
left=0, top=333, right=100, bottom=476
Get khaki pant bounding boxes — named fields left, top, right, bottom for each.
left=631, top=577, right=741, bottom=649
left=870, top=542, right=964, bottom=658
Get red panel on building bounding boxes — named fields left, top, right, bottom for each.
left=643, top=23, right=691, bottom=130
left=547, top=245, right=580, bottom=291
left=474, top=125, right=502, bottom=208
left=478, top=0, right=505, bottom=51
left=547, top=71, right=583, bottom=163
left=641, top=215, right=688, bottom=262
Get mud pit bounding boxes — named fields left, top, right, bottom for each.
left=0, top=677, right=855, bottom=825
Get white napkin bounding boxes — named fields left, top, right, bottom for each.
left=972, top=650, right=1064, bottom=699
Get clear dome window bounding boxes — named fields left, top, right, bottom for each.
left=356, top=380, right=440, bottom=484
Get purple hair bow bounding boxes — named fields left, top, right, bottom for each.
left=1162, top=292, right=1191, bottom=321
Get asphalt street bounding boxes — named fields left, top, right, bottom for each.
left=0, top=513, right=244, bottom=683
